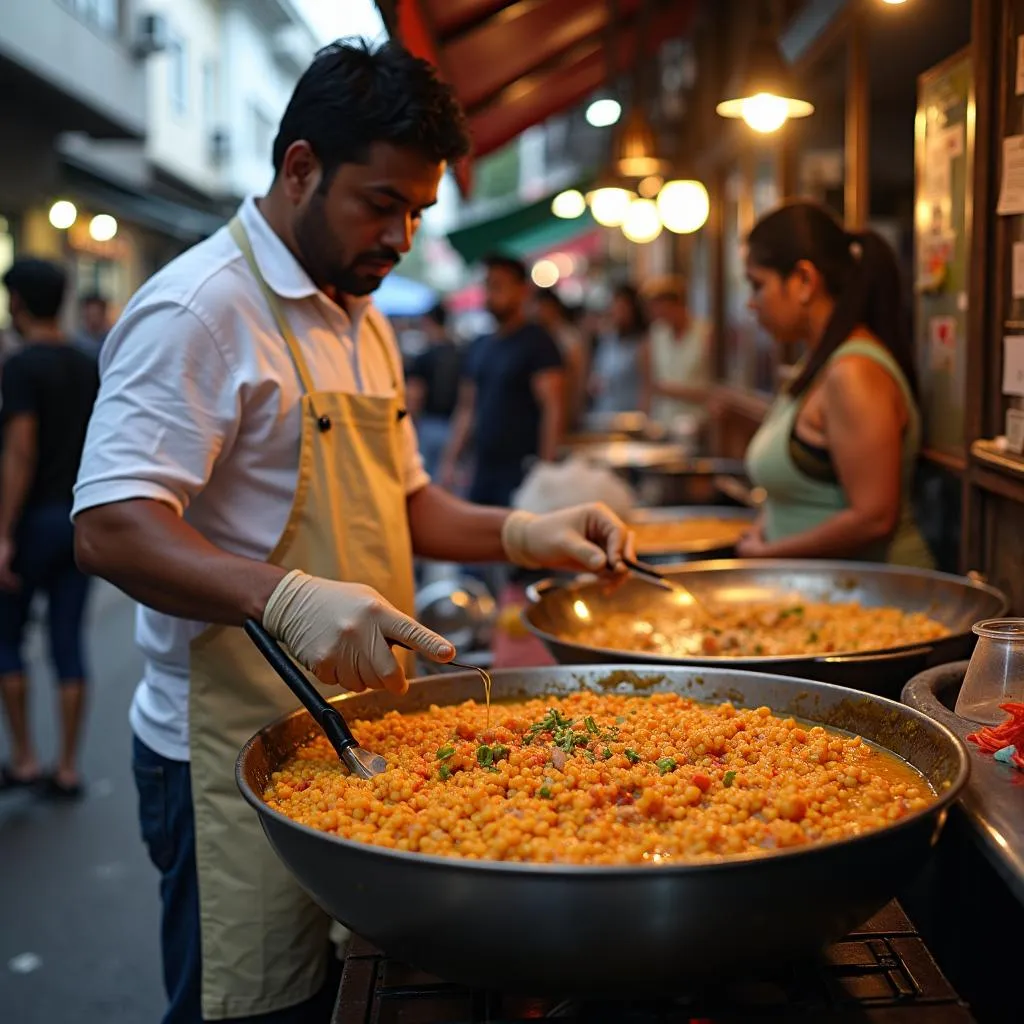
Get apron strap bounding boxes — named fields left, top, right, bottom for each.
left=229, top=217, right=318, bottom=399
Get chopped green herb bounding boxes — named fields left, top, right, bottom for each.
left=438, top=765, right=452, bottom=780
left=602, top=746, right=613, bottom=760
left=482, top=765, right=499, bottom=774
left=476, top=744, right=494, bottom=767
left=615, top=716, right=626, bottom=724
left=625, top=748, right=641, bottom=764
left=584, top=715, right=600, bottom=735
left=655, top=757, right=677, bottom=775
left=436, top=745, right=455, bottom=761
left=723, top=770, right=737, bottom=788
left=808, top=631, right=820, bottom=644
left=753, top=644, right=764, bottom=656
left=584, top=750, right=596, bottom=763
left=539, top=785, right=552, bottom=799
left=491, top=743, right=510, bottom=762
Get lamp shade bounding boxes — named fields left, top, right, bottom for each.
left=716, top=18, right=813, bottom=132
left=613, top=107, right=670, bottom=179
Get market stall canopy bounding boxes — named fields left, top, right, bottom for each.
left=395, top=0, right=698, bottom=179
left=446, top=184, right=598, bottom=264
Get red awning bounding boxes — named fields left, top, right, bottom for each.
left=397, top=0, right=698, bottom=178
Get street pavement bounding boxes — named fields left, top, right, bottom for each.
left=0, top=583, right=164, bottom=1024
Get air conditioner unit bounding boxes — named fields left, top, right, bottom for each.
left=210, top=128, right=231, bottom=165
left=134, top=12, right=170, bottom=59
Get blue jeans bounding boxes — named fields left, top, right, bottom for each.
left=0, top=502, right=90, bottom=680
left=132, top=736, right=339, bottom=1023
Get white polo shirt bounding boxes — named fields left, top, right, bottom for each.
left=73, top=197, right=429, bottom=762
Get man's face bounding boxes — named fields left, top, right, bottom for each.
left=82, top=300, right=107, bottom=333
left=485, top=266, right=526, bottom=323
left=290, top=140, right=444, bottom=297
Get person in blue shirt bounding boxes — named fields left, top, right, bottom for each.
left=442, top=254, right=564, bottom=506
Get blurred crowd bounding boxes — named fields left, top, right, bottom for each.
left=396, top=253, right=712, bottom=510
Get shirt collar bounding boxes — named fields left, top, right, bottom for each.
left=236, top=197, right=374, bottom=330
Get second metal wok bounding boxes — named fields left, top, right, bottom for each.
left=237, top=665, right=968, bottom=994
left=523, top=559, right=1008, bottom=697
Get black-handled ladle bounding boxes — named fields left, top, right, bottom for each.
left=244, top=619, right=388, bottom=779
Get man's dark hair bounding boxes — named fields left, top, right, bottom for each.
left=482, top=253, right=528, bottom=284
left=272, top=38, right=470, bottom=179
left=425, top=302, right=448, bottom=328
left=3, top=258, right=67, bottom=320
left=80, top=291, right=108, bottom=308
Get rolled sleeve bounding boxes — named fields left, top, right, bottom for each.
left=73, top=301, right=241, bottom=519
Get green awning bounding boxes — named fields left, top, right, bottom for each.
left=447, top=184, right=596, bottom=264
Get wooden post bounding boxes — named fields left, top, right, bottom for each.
left=844, top=5, right=870, bottom=227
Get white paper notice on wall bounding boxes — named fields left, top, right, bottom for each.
left=1017, top=36, right=1024, bottom=95
left=998, top=136, right=1024, bottom=215
left=1004, top=336, right=1024, bottom=396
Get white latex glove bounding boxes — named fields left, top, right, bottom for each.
left=501, top=503, right=634, bottom=573
left=262, top=570, right=454, bottom=695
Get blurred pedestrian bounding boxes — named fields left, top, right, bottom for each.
left=73, top=291, right=110, bottom=359
left=407, top=302, right=461, bottom=481
left=0, top=258, right=98, bottom=798
left=589, top=283, right=648, bottom=415
left=443, top=255, right=565, bottom=506
left=640, top=275, right=711, bottom=432
left=534, top=288, right=588, bottom=432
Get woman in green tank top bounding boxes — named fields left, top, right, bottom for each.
left=737, top=201, right=934, bottom=569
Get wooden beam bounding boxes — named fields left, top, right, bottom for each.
left=844, top=5, right=869, bottom=228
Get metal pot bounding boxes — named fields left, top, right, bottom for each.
left=628, top=505, right=757, bottom=563
left=631, top=457, right=749, bottom=506
left=236, top=665, right=968, bottom=993
left=523, top=560, right=1009, bottom=698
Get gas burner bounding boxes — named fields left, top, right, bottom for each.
left=332, top=902, right=974, bottom=1024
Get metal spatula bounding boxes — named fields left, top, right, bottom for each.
left=621, top=557, right=710, bottom=620
left=244, top=619, right=387, bottom=779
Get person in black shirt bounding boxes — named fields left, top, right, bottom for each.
left=0, top=258, right=99, bottom=797
left=442, top=254, right=564, bottom=506
left=407, top=302, right=461, bottom=481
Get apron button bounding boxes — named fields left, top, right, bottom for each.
left=317, top=415, right=332, bottom=433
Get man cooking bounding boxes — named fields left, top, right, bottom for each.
left=72, top=40, right=631, bottom=1024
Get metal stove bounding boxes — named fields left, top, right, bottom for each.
left=331, top=902, right=973, bottom=1023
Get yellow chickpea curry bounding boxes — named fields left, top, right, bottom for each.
left=572, top=598, right=949, bottom=659
left=263, top=691, right=937, bottom=866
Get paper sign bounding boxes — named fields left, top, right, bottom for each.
left=1007, top=408, right=1024, bottom=454
left=1003, top=336, right=1024, bottom=396
left=1014, top=243, right=1024, bottom=299
left=998, top=136, right=1024, bottom=215
left=1017, top=36, right=1024, bottom=95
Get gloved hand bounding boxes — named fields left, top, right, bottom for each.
left=262, top=570, right=454, bottom=695
left=501, top=503, right=634, bottom=573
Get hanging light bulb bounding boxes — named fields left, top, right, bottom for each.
left=89, top=214, right=118, bottom=242
left=586, top=98, right=621, bottom=127
left=48, top=200, right=77, bottom=230
left=589, top=186, right=633, bottom=227
left=638, top=175, right=664, bottom=199
left=621, top=198, right=662, bottom=244
left=716, top=4, right=814, bottom=133
left=656, top=179, right=710, bottom=234
left=613, top=108, right=670, bottom=179
left=551, top=189, right=586, bottom=219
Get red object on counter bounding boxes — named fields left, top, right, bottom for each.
left=490, top=584, right=556, bottom=670
left=966, top=702, right=1024, bottom=770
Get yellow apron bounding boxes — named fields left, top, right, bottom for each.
left=188, top=217, right=415, bottom=1019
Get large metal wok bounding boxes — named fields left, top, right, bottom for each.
left=523, top=560, right=1008, bottom=697
left=629, top=505, right=756, bottom=563
left=237, top=665, right=968, bottom=994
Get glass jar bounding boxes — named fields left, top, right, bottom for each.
left=954, top=619, right=1024, bottom=725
